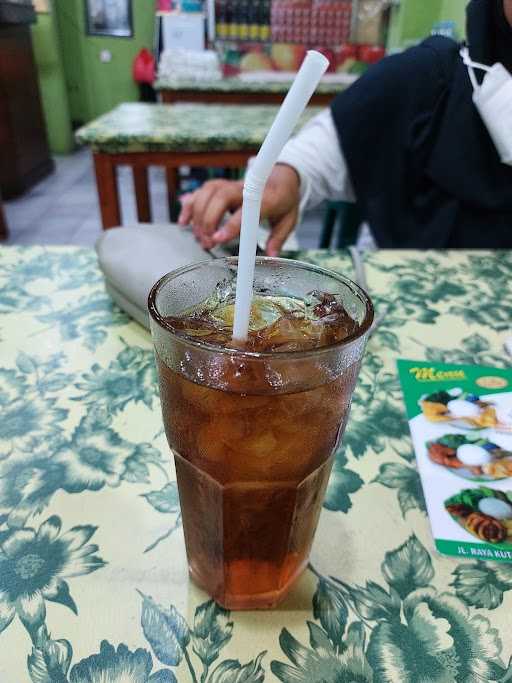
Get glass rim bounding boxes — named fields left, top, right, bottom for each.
left=148, top=256, right=375, bottom=360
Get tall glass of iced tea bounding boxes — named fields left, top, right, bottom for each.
left=149, top=257, right=373, bottom=609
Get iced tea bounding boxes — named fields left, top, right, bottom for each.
left=149, top=258, right=373, bottom=609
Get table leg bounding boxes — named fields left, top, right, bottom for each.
left=93, top=153, right=121, bottom=229
left=133, top=166, right=152, bottom=223
left=165, top=167, right=179, bottom=222
left=160, top=91, right=177, bottom=104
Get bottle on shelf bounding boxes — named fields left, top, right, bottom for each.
left=248, top=0, right=261, bottom=41
left=228, top=0, right=240, bottom=39
left=238, top=0, right=249, bottom=40
left=216, top=0, right=228, bottom=39
left=215, top=0, right=274, bottom=43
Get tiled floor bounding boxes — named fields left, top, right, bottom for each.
left=3, top=149, right=324, bottom=249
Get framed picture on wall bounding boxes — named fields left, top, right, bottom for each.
left=34, top=0, right=50, bottom=12
left=85, top=0, right=133, bottom=38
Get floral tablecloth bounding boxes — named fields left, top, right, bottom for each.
left=75, top=104, right=319, bottom=154
left=1, top=245, right=512, bottom=683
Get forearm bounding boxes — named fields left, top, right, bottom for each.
left=276, top=108, right=356, bottom=212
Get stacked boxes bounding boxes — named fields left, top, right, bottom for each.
left=271, top=1, right=310, bottom=44
left=271, top=0, right=353, bottom=46
left=311, top=1, right=353, bottom=46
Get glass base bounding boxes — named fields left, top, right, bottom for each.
left=175, top=451, right=333, bottom=611
left=189, top=558, right=307, bottom=610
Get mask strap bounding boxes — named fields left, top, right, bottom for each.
left=460, top=47, right=492, bottom=91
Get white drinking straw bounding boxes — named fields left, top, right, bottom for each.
left=232, top=51, right=329, bottom=342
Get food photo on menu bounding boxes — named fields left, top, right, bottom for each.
left=426, top=434, right=512, bottom=480
left=445, top=487, right=512, bottom=546
left=398, top=360, right=512, bottom=562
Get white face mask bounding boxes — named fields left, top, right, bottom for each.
left=461, top=47, right=512, bottom=167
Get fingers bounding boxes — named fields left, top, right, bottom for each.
left=212, top=207, right=297, bottom=254
left=199, top=184, right=243, bottom=245
left=191, top=181, right=224, bottom=228
left=212, top=208, right=243, bottom=245
left=176, top=181, right=224, bottom=229
left=265, top=208, right=298, bottom=257
left=177, top=193, right=194, bottom=226
left=177, top=180, right=243, bottom=249
left=259, top=164, right=300, bottom=224
left=177, top=173, right=298, bottom=255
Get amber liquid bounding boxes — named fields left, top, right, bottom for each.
left=157, top=356, right=360, bottom=609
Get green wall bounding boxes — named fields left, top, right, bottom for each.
left=439, top=0, right=468, bottom=38
left=387, top=0, right=468, bottom=49
left=54, top=0, right=89, bottom=127
left=31, top=10, right=74, bottom=153
left=54, top=0, right=154, bottom=125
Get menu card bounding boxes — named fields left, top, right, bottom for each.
left=398, top=360, right=512, bottom=563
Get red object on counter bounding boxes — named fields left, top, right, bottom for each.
left=333, top=43, right=358, bottom=68
left=312, top=47, right=336, bottom=72
left=358, top=44, right=386, bottom=64
left=133, top=49, right=156, bottom=84
left=222, top=62, right=241, bottom=77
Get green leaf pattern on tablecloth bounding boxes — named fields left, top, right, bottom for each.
left=138, top=593, right=266, bottom=682
left=68, top=641, right=177, bottom=683
left=1, top=246, right=512, bottom=681
left=451, top=562, right=512, bottom=610
left=274, top=536, right=511, bottom=683
left=374, top=460, right=427, bottom=518
left=139, top=592, right=191, bottom=667
left=72, top=340, right=158, bottom=413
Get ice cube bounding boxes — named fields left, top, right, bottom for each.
left=167, top=292, right=359, bottom=354
left=181, top=379, right=237, bottom=415
left=196, top=417, right=247, bottom=462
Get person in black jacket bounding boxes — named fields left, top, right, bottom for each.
left=179, top=0, right=512, bottom=252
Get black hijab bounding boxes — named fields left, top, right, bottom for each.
left=330, top=0, right=512, bottom=248
left=470, top=0, right=512, bottom=73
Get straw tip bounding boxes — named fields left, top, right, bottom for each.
left=306, top=49, right=331, bottom=71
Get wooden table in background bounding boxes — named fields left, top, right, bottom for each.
left=155, top=75, right=356, bottom=107
left=76, top=103, right=318, bottom=229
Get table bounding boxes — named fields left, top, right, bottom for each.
left=155, top=75, right=353, bottom=107
left=1, top=245, right=512, bottom=682
left=76, top=103, right=318, bottom=230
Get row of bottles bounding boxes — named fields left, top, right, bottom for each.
left=215, top=0, right=271, bottom=42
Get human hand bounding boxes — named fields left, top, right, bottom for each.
left=177, top=164, right=301, bottom=256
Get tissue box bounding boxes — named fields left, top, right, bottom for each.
left=162, top=13, right=205, bottom=51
